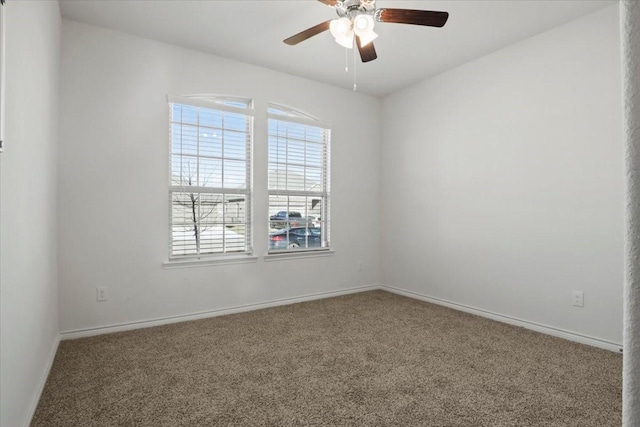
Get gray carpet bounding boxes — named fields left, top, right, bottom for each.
left=32, top=290, right=622, bottom=426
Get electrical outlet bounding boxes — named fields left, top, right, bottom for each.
left=97, top=287, right=108, bottom=302
left=572, top=290, right=584, bottom=307
left=358, top=262, right=364, bottom=272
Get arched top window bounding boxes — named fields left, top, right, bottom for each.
left=267, top=103, right=326, bottom=126
left=267, top=103, right=331, bottom=253
left=168, top=94, right=253, bottom=113
left=168, top=95, right=253, bottom=259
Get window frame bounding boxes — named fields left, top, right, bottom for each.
left=267, top=103, right=331, bottom=255
left=167, top=95, right=254, bottom=261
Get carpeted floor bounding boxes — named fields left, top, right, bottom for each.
left=32, top=290, right=622, bottom=426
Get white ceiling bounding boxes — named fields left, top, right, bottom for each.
left=59, top=0, right=617, bottom=97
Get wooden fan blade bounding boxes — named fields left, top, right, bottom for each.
left=317, top=0, right=338, bottom=5
left=376, top=9, right=449, bottom=27
left=356, top=36, right=377, bottom=63
left=284, top=20, right=331, bottom=45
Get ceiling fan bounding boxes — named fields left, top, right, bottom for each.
left=284, top=0, right=449, bottom=63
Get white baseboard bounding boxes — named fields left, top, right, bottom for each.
left=23, top=335, right=60, bottom=427
left=381, top=285, right=623, bottom=353
left=60, top=285, right=381, bottom=340
left=60, top=283, right=622, bottom=353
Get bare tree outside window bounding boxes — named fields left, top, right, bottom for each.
left=172, top=160, right=220, bottom=254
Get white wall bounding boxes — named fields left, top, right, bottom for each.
left=58, top=20, right=382, bottom=333
left=381, top=5, right=623, bottom=344
left=0, top=2, right=61, bottom=427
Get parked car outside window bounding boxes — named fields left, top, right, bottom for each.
left=269, top=211, right=302, bottom=221
left=269, top=227, right=322, bottom=250
left=269, top=211, right=305, bottom=229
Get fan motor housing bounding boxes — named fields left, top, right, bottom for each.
left=336, top=0, right=376, bottom=18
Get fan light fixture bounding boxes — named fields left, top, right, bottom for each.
left=353, top=15, right=378, bottom=46
left=329, top=17, right=354, bottom=48
left=329, top=13, right=377, bottom=49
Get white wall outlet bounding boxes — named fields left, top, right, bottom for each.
left=97, top=287, right=108, bottom=302
left=358, top=262, right=364, bottom=272
left=572, top=290, right=584, bottom=307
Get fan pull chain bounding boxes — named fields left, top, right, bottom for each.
left=353, top=47, right=357, bottom=91
left=345, top=47, right=349, bottom=74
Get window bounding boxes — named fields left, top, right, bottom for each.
left=268, top=104, right=330, bottom=252
left=169, top=96, right=253, bottom=259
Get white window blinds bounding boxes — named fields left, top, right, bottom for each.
left=267, top=104, right=330, bottom=252
left=169, top=96, right=253, bottom=258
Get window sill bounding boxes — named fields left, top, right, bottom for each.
left=264, top=248, right=334, bottom=262
left=162, top=255, right=259, bottom=269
